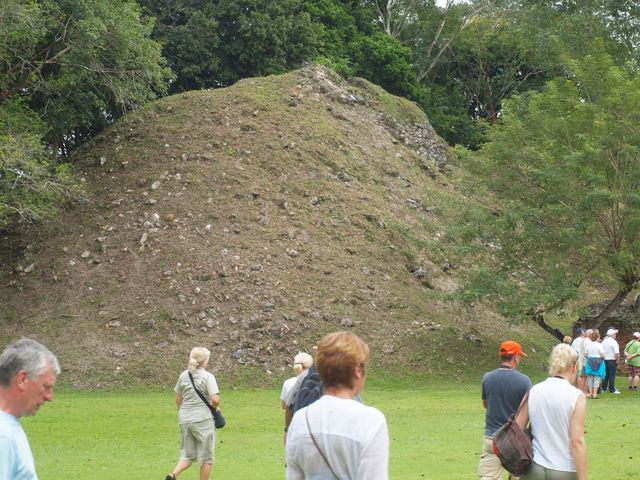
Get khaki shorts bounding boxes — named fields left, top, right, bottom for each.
left=479, top=436, right=520, bottom=480
left=180, top=419, right=216, bottom=464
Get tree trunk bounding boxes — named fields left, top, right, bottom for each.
left=591, top=287, right=633, bottom=331
left=532, top=313, right=564, bottom=341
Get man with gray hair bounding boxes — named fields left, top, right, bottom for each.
left=0, top=338, right=60, bottom=479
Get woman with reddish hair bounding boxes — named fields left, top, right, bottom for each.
left=285, top=332, right=389, bottom=480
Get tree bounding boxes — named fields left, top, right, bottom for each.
left=351, top=32, right=418, bottom=98
left=457, top=42, right=640, bottom=337
left=214, top=0, right=321, bottom=85
left=0, top=0, right=172, bottom=227
left=0, top=98, right=81, bottom=226
left=1, top=0, right=172, bottom=152
left=139, top=0, right=220, bottom=92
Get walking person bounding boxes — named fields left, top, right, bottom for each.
left=479, top=341, right=532, bottom=480
left=517, top=344, right=587, bottom=480
left=623, top=332, right=640, bottom=391
left=166, top=347, right=221, bottom=480
left=584, top=329, right=605, bottom=399
left=286, top=332, right=389, bottom=480
left=281, top=352, right=313, bottom=444
left=601, top=328, right=620, bottom=394
left=0, top=338, right=60, bottom=480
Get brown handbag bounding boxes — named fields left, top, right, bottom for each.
left=492, top=392, right=532, bottom=476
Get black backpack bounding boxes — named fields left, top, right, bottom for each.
left=292, top=366, right=323, bottom=413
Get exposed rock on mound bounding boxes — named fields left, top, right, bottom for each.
left=0, top=65, right=543, bottom=389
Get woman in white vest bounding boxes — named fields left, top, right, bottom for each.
left=517, top=343, right=587, bottom=480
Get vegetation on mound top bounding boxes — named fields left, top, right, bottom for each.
left=0, top=66, right=556, bottom=390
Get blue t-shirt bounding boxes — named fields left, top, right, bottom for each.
left=0, top=410, right=38, bottom=480
left=481, top=366, right=532, bottom=436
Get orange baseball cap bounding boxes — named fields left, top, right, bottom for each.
left=499, top=340, right=527, bottom=357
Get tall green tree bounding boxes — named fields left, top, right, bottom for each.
left=457, top=42, right=640, bottom=336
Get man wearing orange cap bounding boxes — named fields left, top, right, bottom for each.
left=479, top=341, right=532, bottom=480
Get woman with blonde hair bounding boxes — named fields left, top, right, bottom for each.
left=517, top=344, right=587, bottom=480
left=165, top=347, right=221, bottom=480
left=584, top=328, right=605, bottom=399
left=282, top=352, right=313, bottom=444
left=281, top=352, right=313, bottom=409
left=286, top=332, right=389, bottom=479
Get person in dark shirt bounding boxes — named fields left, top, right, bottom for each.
left=479, top=341, right=532, bottom=480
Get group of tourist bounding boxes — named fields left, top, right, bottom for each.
left=5, top=326, right=639, bottom=479
left=570, top=326, right=640, bottom=399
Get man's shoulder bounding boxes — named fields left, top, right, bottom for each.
left=483, top=367, right=530, bottom=379
left=483, top=367, right=531, bottom=388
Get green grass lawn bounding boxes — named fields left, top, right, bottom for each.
left=24, top=381, right=638, bottom=479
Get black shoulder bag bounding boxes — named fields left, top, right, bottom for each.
left=188, top=372, right=226, bottom=429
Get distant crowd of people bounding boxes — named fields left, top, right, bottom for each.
left=570, top=327, right=640, bottom=398
left=2, top=325, right=637, bottom=479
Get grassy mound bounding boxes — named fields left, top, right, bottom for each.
left=0, top=66, right=555, bottom=389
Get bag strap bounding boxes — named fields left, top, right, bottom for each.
left=188, top=371, right=216, bottom=416
left=514, top=391, right=530, bottom=423
left=305, top=407, right=339, bottom=480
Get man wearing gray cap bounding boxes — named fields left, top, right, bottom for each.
left=0, top=338, right=60, bottom=479
left=601, top=328, right=620, bottom=394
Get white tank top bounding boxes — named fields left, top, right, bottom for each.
left=528, top=377, right=582, bottom=472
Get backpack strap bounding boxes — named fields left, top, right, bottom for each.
left=305, top=407, right=339, bottom=480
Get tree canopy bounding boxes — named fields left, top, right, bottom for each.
left=0, top=0, right=172, bottom=228
left=456, top=42, right=640, bottom=335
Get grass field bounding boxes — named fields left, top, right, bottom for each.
left=24, top=381, right=638, bottom=479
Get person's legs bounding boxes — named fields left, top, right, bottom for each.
left=604, top=360, right=618, bottom=392
left=630, top=366, right=640, bottom=389
left=587, top=376, right=599, bottom=398
left=171, top=423, right=197, bottom=478
left=170, top=460, right=192, bottom=478
left=192, top=420, right=215, bottom=479
left=478, top=436, right=505, bottom=480
left=200, top=463, right=212, bottom=480
left=602, top=361, right=610, bottom=392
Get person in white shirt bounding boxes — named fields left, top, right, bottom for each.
left=281, top=352, right=313, bottom=444
left=517, top=344, right=587, bottom=480
left=286, top=332, right=389, bottom=480
left=601, top=328, right=620, bottom=394
left=584, top=329, right=605, bottom=399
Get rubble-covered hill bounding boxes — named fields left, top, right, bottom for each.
left=0, top=65, right=551, bottom=389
